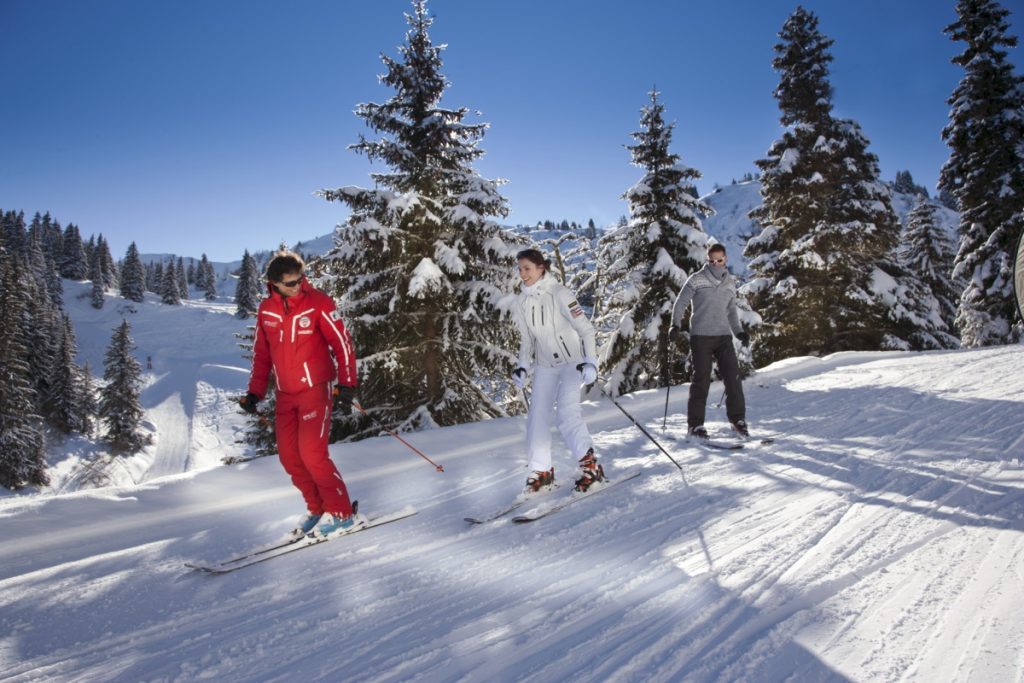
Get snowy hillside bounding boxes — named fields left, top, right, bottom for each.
left=37, top=279, right=255, bottom=493
left=701, top=181, right=959, bottom=277
left=2, top=344, right=1022, bottom=682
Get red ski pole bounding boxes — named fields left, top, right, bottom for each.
left=352, top=401, right=445, bottom=473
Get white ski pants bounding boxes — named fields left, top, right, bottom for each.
left=526, top=364, right=593, bottom=472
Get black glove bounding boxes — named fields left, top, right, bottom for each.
left=668, top=325, right=681, bottom=342
left=240, top=392, right=260, bottom=415
left=511, top=367, right=528, bottom=389
left=333, top=385, right=356, bottom=416
left=736, top=331, right=750, bottom=347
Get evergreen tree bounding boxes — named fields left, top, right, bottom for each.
left=59, top=223, right=87, bottom=278
left=743, top=7, right=906, bottom=365
left=939, top=0, right=1024, bottom=346
left=234, top=250, right=262, bottom=318
left=0, top=253, right=49, bottom=489
left=598, top=89, right=712, bottom=395
left=160, top=258, right=181, bottom=305
left=47, top=315, right=92, bottom=434
left=98, top=320, right=151, bottom=455
left=316, top=0, right=520, bottom=434
left=897, top=196, right=961, bottom=347
left=176, top=256, right=188, bottom=299
left=119, top=242, right=147, bottom=302
left=150, top=261, right=164, bottom=293
left=3, top=210, right=28, bottom=257
left=97, top=235, right=118, bottom=288
left=75, top=362, right=97, bottom=437
left=89, top=247, right=105, bottom=309
left=200, top=254, right=217, bottom=300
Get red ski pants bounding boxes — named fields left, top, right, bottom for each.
left=275, top=383, right=352, bottom=516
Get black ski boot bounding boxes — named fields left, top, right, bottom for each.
left=731, top=419, right=750, bottom=438
left=689, top=425, right=710, bottom=440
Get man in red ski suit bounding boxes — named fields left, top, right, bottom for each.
left=240, top=251, right=360, bottom=537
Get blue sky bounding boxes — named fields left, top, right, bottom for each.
left=1, top=0, right=1020, bottom=261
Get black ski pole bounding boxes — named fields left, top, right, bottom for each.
left=595, top=379, right=687, bottom=481
left=662, top=342, right=672, bottom=429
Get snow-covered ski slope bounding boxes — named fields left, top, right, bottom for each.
left=2, top=345, right=1023, bottom=682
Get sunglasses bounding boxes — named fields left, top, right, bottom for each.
left=278, top=275, right=304, bottom=288
left=707, top=257, right=726, bottom=264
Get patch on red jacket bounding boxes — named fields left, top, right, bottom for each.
left=262, top=319, right=279, bottom=329
left=330, top=309, right=343, bottom=321
left=298, top=316, right=312, bottom=329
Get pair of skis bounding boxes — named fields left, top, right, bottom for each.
left=465, top=467, right=643, bottom=524
left=185, top=506, right=417, bottom=575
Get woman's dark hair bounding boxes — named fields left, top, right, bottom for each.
left=516, top=248, right=551, bottom=271
left=266, top=251, right=305, bottom=282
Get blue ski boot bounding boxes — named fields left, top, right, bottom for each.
left=290, top=513, right=322, bottom=540
left=313, top=501, right=366, bottom=538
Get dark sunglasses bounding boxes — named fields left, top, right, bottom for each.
left=278, top=274, right=304, bottom=288
left=707, top=257, right=726, bottom=264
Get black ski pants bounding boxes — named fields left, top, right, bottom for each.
left=688, top=334, right=745, bottom=429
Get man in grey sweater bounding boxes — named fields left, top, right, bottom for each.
left=669, top=243, right=751, bottom=439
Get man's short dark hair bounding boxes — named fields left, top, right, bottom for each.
left=266, top=251, right=305, bottom=282
left=707, top=243, right=727, bottom=256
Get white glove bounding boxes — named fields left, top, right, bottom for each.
left=579, top=359, right=598, bottom=386
left=511, top=367, right=528, bottom=389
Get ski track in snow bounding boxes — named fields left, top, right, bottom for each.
left=2, top=331, right=1023, bottom=681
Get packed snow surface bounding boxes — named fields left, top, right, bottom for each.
left=3, top=336, right=1023, bottom=681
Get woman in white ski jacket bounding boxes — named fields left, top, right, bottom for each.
left=511, top=249, right=604, bottom=493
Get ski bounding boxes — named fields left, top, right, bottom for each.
left=185, top=507, right=417, bottom=575
left=681, top=435, right=775, bottom=450
left=464, top=484, right=560, bottom=524
left=511, top=468, right=642, bottom=523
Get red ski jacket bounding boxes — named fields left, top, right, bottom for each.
left=248, top=280, right=357, bottom=398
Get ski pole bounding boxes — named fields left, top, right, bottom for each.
left=352, top=401, right=445, bottom=473
left=520, top=386, right=531, bottom=412
left=662, top=342, right=672, bottom=429
left=713, top=387, right=726, bottom=409
left=595, top=379, right=687, bottom=480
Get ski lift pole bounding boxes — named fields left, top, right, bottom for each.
left=595, top=379, right=687, bottom=482
left=352, top=401, right=445, bottom=473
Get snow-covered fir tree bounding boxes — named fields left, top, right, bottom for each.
left=0, top=250, right=49, bottom=489
left=58, top=224, right=87, bottom=280
left=149, top=261, right=163, bottom=294
left=88, top=245, right=105, bottom=309
left=2, top=210, right=27, bottom=256
left=234, top=250, right=262, bottom=318
left=176, top=256, right=188, bottom=299
left=28, top=231, right=63, bottom=310
left=597, top=89, right=712, bottom=395
left=46, top=314, right=93, bottom=435
left=97, top=235, right=117, bottom=289
left=743, top=7, right=910, bottom=364
left=893, top=170, right=929, bottom=197
left=99, top=320, right=151, bottom=455
left=315, top=0, right=521, bottom=434
left=900, top=196, right=961, bottom=342
left=76, top=362, right=97, bottom=437
left=119, top=242, right=147, bottom=303
left=939, top=0, right=1024, bottom=346
left=160, top=258, right=181, bottom=305
left=199, top=254, right=217, bottom=301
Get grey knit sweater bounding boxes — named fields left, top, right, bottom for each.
left=671, top=264, right=743, bottom=336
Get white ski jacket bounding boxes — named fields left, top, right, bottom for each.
left=514, top=274, right=597, bottom=369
